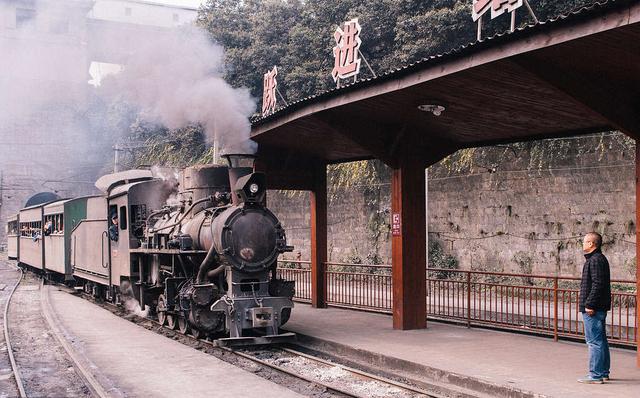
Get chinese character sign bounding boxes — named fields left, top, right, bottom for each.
left=392, top=213, right=401, bottom=236
left=262, top=66, right=278, bottom=115
left=472, top=0, right=523, bottom=21
left=332, top=18, right=362, bottom=82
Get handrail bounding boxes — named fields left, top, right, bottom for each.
left=426, top=267, right=636, bottom=284
left=278, top=261, right=637, bottom=284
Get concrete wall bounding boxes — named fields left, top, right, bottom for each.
left=269, top=186, right=392, bottom=265
left=270, top=133, right=637, bottom=280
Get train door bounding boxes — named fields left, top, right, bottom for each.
left=107, top=196, right=130, bottom=292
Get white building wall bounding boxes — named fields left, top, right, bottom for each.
left=89, top=0, right=198, bottom=28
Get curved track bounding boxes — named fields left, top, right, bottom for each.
left=3, top=265, right=26, bottom=397
left=40, top=281, right=110, bottom=398
left=3, top=264, right=106, bottom=398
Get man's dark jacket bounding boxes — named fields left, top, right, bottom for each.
left=579, top=248, right=611, bottom=312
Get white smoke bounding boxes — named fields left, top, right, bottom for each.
left=0, top=1, right=257, bottom=227
left=119, top=280, right=150, bottom=317
left=151, top=165, right=181, bottom=206
left=100, top=26, right=257, bottom=154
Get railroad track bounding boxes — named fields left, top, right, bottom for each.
left=228, top=346, right=439, bottom=398
left=3, top=264, right=26, bottom=398
left=70, top=288, right=440, bottom=397
left=146, top=316, right=439, bottom=397
left=40, top=278, right=110, bottom=398
left=2, top=266, right=106, bottom=398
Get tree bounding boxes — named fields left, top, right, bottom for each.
left=128, top=0, right=601, bottom=169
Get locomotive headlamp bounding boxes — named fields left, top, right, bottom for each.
left=234, top=172, right=267, bottom=204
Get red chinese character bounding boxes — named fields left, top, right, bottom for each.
left=332, top=18, right=362, bottom=82
left=472, top=0, right=522, bottom=21
left=262, top=66, right=277, bottom=115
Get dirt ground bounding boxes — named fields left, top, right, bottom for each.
left=6, top=262, right=91, bottom=397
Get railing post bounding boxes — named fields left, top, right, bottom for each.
left=467, top=271, right=471, bottom=328
left=553, top=277, right=558, bottom=342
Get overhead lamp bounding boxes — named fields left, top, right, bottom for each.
left=418, top=104, right=446, bottom=116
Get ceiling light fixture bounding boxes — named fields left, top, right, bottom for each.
left=418, top=104, right=446, bottom=116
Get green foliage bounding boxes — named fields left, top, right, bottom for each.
left=126, top=1, right=613, bottom=184
left=119, top=120, right=216, bottom=169
left=429, top=239, right=459, bottom=279
left=431, top=132, right=635, bottom=177
left=328, top=159, right=391, bottom=264
left=196, top=0, right=599, bottom=104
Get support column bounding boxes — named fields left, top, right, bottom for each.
left=636, top=143, right=640, bottom=367
left=311, top=163, right=327, bottom=308
left=392, top=157, right=427, bottom=329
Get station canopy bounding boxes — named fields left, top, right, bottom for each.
left=251, top=0, right=640, bottom=185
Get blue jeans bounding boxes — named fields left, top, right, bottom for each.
left=582, top=310, right=610, bottom=379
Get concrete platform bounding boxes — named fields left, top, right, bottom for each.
left=286, top=303, right=639, bottom=398
left=46, top=286, right=302, bottom=398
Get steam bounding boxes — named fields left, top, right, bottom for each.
left=120, top=281, right=150, bottom=318
left=100, top=26, right=257, bottom=154
left=0, top=2, right=258, bottom=229
left=151, top=166, right=181, bottom=206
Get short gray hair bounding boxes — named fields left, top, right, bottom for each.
left=586, top=232, right=602, bottom=248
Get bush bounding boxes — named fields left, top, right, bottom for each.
left=429, top=239, right=459, bottom=279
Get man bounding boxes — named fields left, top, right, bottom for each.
left=578, top=232, right=611, bottom=384
left=109, top=213, right=119, bottom=242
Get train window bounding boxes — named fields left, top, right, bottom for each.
left=119, top=206, right=127, bottom=230
left=44, top=216, right=52, bottom=236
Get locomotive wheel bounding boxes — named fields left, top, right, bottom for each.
left=166, top=314, right=177, bottom=330
left=178, top=315, right=189, bottom=335
left=157, top=295, right=167, bottom=326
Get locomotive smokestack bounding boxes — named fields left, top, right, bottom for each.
left=222, top=154, right=256, bottom=206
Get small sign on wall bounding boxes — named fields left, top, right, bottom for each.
left=392, top=213, right=401, bottom=236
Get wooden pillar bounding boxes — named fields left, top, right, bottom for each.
left=391, top=157, right=427, bottom=329
left=636, top=143, right=640, bottom=367
left=311, top=163, right=327, bottom=308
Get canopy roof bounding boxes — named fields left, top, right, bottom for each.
left=251, top=0, right=640, bottom=176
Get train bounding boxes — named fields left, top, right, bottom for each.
left=6, top=154, right=296, bottom=346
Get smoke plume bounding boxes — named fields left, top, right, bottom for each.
left=100, top=26, right=257, bottom=154
left=0, top=1, right=257, bottom=236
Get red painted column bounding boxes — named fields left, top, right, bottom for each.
left=636, top=143, right=640, bottom=367
left=311, top=163, right=327, bottom=308
left=391, top=157, right=427, bottom=329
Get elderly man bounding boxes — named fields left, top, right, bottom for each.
left=577, top=232, right=611, bottom=384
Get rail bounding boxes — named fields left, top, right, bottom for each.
left=276, top=261, right=637, bottom=347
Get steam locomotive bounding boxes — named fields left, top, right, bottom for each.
left=6, top=154, right=296, bottom=346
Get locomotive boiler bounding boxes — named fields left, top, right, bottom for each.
left=137, top=154, right=295, bottom=344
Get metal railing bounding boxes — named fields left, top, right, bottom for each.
left=427, top=268, right=637, bottom=346
left=277, top=260, right=313, bottom=302
left=276, top=261, right=638, bottom=347
left=325, top=262, right=392, bottom=312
